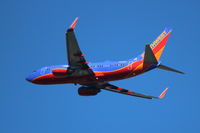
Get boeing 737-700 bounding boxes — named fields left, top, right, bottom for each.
left=26, top=18, right=184, bottom=99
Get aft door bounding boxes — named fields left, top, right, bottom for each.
left=128, top=61, right=133, bottom=71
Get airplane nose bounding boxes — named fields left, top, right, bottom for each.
left=26, top=75, right=32, bottom=82
left=26, top=72, right=36, bottom=82
left=26, top=71, right=40, bottom=83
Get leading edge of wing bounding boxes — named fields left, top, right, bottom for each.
left=100, top=83, right=168, bottom=99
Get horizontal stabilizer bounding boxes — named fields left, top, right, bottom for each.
left=157, top=64, right=184, bottom=74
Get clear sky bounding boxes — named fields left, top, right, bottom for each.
left=0, top=0, right=199, bottom=133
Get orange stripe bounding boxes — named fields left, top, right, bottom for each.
left=154, top=46, right=165, bottom=60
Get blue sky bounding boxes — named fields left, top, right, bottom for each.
left=0, top=0, right=199, bottom=133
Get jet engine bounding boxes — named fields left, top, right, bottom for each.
left=78, top=86, right=101, bottom=96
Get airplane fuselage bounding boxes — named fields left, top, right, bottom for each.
left=26, top=55, right=157, bottom=85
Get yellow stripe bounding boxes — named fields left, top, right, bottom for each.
left=134, top=63, right=143, bottom=71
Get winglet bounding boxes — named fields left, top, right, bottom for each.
left=159, top=88, right=169, bottom=99
left=69, top=17, right=79, bottom=30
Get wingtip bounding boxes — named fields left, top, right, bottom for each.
left=159, top=88, right=169, bottom=99
left=179, top=71, right=185, bottom=74
left=69, top=17, right=79, bottom=30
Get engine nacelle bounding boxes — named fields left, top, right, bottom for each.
left=78, top=86, right=101, bottom=96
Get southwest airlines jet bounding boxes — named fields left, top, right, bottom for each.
left=26, top=18, right=184, bottom=99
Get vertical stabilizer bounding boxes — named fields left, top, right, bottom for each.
left=143, top=45, right=158, bottom=65
left=141, top=28, right=172, bottom=61
left=150, top=28, right=172, bottom=61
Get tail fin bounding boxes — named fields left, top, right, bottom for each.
left=144, top=44, right=158, bottom=65
left=143, top=46, right=184, bottom=74
left=147, top=28, right=172, bottom=61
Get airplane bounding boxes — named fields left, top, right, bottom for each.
left=26, top=17, right=184, bottom=99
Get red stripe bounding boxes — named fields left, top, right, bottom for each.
left=152, top=34, right=170, bottom=54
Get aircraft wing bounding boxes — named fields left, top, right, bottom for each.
left=99, top=83, right=168, bottom=99
left=66, top=18, right=95, bottom=77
